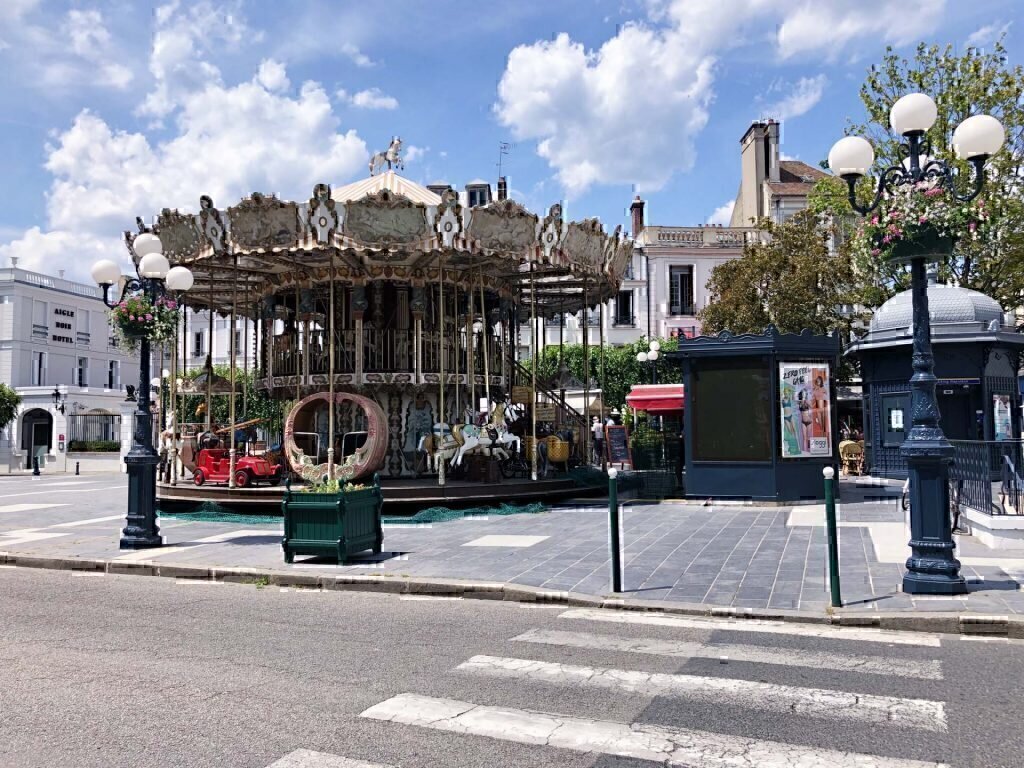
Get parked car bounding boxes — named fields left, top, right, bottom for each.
left=192, top=448, right=283, bottom=488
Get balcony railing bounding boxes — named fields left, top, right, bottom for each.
left=365, top=328, right=414, bottom=373
left=669, top=305, right=696, bottom=317
left=613, top=315, right=635, bottom=327
left=649, top=226, right=760, bottom=248
left=950, top=440, right=1024, bottom=516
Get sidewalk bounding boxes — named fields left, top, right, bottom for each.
left=2, top=474, right=1024, bottom=634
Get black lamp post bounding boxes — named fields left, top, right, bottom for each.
left=51, top=387, right=65, bottom=415
left=91, top=230, right=193, bottom=550
left=829, top=93, right=1004, bottom=595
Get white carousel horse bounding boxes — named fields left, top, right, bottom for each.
left=369, top=137, right=403, bottom=175
left=419, top=423, right=460, bottom=473
left=452, top=403, right=521, bottom=466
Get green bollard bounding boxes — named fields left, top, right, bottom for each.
left=608, top=467, right=622, bottom=593
left=823, top=466, right=842, bottom=608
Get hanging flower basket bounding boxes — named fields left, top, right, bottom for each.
left=110, top=294, right=179, bottom=350
left=852, top=178, right=988, bottom=265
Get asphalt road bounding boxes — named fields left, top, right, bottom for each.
left=1, top=567, right=1023, bottom=768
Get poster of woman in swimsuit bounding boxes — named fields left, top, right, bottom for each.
left=779, top=363, right=832, bottom=458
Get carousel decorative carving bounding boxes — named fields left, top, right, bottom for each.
left=466, top=197, right=538, bottom=255
left=343, top=188, right=430, bottom=248
left=434, top=188, right=464, bottom=248
left=369, top=136, right=404, bottom=176
left=199, top=195, right=227, bottom=253
left=228, top=192, right=302, bottom=250
left=156, top=208, right=203, bottom=261
left=538, top=203, right=566, bottom=264
left=563, top=218, right=605, bottom=274
left=307, top=183, right=340, bottom=244
left=283, top=391, right=387, bottom=483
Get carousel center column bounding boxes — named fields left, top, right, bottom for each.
left=412, top=284, right=425, bottom=382
left=353, top=282, right=367, bottom=386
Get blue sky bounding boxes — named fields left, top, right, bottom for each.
left=0, top=0, right=1018, bottom=280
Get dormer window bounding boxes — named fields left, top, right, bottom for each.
left=465, top=183, right=492, bottom=208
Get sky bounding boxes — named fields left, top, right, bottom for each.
left=0, top=0, right=1019, bottom=282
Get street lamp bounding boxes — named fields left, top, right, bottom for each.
left=636, top=340, right=660, bottom=384
left=828, top=93, right=1003, bottom=595
left=91, top=231, right=193, bottom=550
left=51, top=387, right=65, bottom=415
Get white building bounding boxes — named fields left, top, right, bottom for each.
left=179, top=308, right=257, bottom=373
left=0, top=261, right=140, bottom=473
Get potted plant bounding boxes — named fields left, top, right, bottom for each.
left=281, top=473, right=383, bottom=564
left=852, top=177, right=989, bottom=264
left=109, top=294, right=179, bottom=350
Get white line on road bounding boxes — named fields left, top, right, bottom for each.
left=114, top=529, right=282, bottom=562
left=456, top=655, right=946, bottom=731
left=49, top=515, right=124, bottom=528
left=361, top=693, right=948, bottom=767
left=0, top=531, right=69, bottom=547
left=265, top=749, right=397, bottom=768
left=0, top=503, right=71, bottom=514
left=513, top=628, right=943, bottom=679
left=560, top=607, right=943, bottom=647
left=0, top=488, right=114, bottom=499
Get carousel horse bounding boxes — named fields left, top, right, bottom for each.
left=419, top=423, right=462, bottom=472
left=454, top=403, right=521, bottom=465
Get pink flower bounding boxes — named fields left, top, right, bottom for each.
left=129, top=315, right=135, bottom=321
left=870, top=216, right=879, bottom=226
left=145, top=313, right=153, bottom=321
left=882, top=235, right=892, bottom=244
left=166, top=300, right=176, bottom=309
left=871, top=248, right=881, bottom=256
left=969, top=221, right=977, bottom=232
left=924, top=187, right=943, bottom=197
left=919, top=215, right=928, bottom=224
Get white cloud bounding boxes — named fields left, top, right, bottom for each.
left=2, top=64, right=368, bottom=281
left=341, top=42, right=374, bottom=68
left=777, top=0, right=946, bottom=60
left=706, top=200, right=735, bottom=226
left=966, top=21, right=1011, bottom=48
left=256, top=59, right=290, bottom=92
left=405, top=145, right=427, bottom=163
left=350, top=88, right=398, bottom=110
left=764, top=75, right=827, bottom=121
left=138, top=0, right=260, bottom=120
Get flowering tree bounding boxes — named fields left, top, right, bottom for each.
left=0, top=383, right=20, bottom=435
left=810, top=39, right=1024, bottom=310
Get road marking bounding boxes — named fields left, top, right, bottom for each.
left=0, top=531, right=69, bottom=547
left=49, top=515, right=124, bottom=528
left=361, top=694, right=948, bottom=767
left=513, top=628, right=943, bottom=679
left=265, top=749, right=396, bottom=767
left=399, top=594, right=463, bottom=601
left=0, top=503, right=71, bottom=514
left=457, top=655, right=945, bottom=731
left=114, top=529, right=281, bottom=562
left=0, top=488, right=113, bottom=499
left=560, top=607, right=943, bottom=647
left=463, top=534, right=549, bottom=547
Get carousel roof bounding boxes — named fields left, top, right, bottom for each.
left=331, top=171, right=441, bottom=205
left=135, top=163, right=632, bottom=316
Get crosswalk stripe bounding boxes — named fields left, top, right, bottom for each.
left=264, top=749, right=396, bottom=768
left=0, top=531, right=69, bottom=547
left=50, top=515, right=124, bottom=528
left=114, top=529, right=280, bottom=562
left=560, top=608, right=943, bottom=647
left=0, top=503, right=71, bottom=514
left=361, top=693, right=948, bottom=767
left=0, top=488, right=112, bottom=499
left=457, top=655, right=945, bottom=731
left=513, top=628, right=944, bottom=679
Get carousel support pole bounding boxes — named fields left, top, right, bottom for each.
left=171, top=298, right=184, bottom=486
left=582, top=277, right=590, bottom=469
left=530, top=262, right=538, bottom=481
left=243, top=282, right=249, bottom=421
left=295, top=282, right=301, bottom=403
left=467, top=273, right=476, bottom=423
left=229, top=254, right=238, bottom=489
left=205, top=283, right=213, bottom=435
left=354, top=283, right=365, bottom=389
left=479, top=272, right=490, bottom=420
left=327, top=252, right=336, bottom=481
left=453, top=282, right=461, bottom=421
left=559, top=308, right=565, bottom=429
left=438, top=254, right=446, bottom=486
left=600, top=298, right=607, bottom=471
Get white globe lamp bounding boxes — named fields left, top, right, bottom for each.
left=889, top=92, right=937, bottom=136
left=828, top=136, right=874, bottom=178
left=139, top=252, right=170, bottom=279
left=636, top=351, right=648, bottom=363
left=649, top=340, right=661, bottom=353
left=953, top=114, right=1005, bottom=160
left=132, top=232, right=163, bottom=258
left=165, top=266, right=194, bottom=292
left=90, top=259, right=121, bottom=286
left=648, top=349, right=659, bottom=361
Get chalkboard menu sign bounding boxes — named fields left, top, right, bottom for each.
left=605, top=425, right=631, bottom=467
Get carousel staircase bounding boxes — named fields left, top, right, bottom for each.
left=509, top=357, right=589, bottom=436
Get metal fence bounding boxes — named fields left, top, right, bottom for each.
left=949, top=440, right=1024, bottom=516
left=66, top=414, right=121, bottom=444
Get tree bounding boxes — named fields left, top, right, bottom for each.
left=809, top=39, right=1024, bottom=310
left=0, top=383, right=20, bottom=434
left=698, top=210, right=860, bottom=338
left=177, top=366, right=284, bottom=433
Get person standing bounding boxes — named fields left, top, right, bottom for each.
left=591, top=416, right=604, bottom=464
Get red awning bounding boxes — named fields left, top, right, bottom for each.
left=625, top=384, right=684, bottom=413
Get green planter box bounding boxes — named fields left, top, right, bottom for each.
left=281, top=474, right=384, bottom=564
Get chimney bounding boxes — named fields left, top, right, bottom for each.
left=630, top=195, right=645, bottom=238
left=766, top=119, right=780, bottom=183
left=497, top=176, right=508, bottom=201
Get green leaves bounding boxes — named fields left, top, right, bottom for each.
left=0, top=383, right=21, bottom=433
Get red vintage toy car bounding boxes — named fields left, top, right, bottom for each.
left=192, top=448, right=283, bottom=488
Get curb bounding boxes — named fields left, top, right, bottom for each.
left=1, top=549, right=1021, bottom=639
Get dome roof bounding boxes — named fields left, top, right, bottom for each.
left=870, top=283, right=1004, bottom=334
left=331, top=170, right=441, bottom=206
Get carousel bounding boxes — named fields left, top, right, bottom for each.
left=141, top=138, right=631, bottom=510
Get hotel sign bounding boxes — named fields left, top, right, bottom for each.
left=52, top=306, right=75, bottom=344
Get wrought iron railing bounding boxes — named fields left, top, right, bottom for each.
left=365, top=328, right=414, bottom=372
left=949, top=440, right=1024, bottom=515
left=66, top=414, right=121, bottom=444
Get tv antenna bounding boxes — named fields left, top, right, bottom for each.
left=497, top=141, right=514, bottom=177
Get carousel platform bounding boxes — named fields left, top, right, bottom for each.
left=156, top=475, right=594, bottom=514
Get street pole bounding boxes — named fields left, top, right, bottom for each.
left=608, top=467, right=622, bottom=593
left=822, top=466, right=842, bottom=608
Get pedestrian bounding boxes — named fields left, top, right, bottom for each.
left=591, top=416, right=604, bottom=464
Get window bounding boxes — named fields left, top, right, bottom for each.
left=107, top=361, right=120, bottom=389
left=32, top=300, right=48, bottom=338
left=234, top=329, right=241, bottom=352
left=193, top=331, right=204, bottom=357
left=77, top=357, right=89, bottom=387
left=466, top=184, right=492, bottom=207
left=614, top=291, right=634, bottom=326
left=669, top=266, right=695, bottom=316
left=32, top=351, right=46, bottom=386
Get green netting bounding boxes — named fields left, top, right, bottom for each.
left=568, top=466, right=607, bottom=488
left=158, top=501, right=549, bottom=526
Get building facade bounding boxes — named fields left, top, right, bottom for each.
left=0, top=262, right=140, bottom=472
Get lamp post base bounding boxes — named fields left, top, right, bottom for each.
left=120, top=451, right=163, bottom=550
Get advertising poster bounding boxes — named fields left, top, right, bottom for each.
left=779, top=363, right=832, bottom=458
left=993, top=394, right=1012, bottom=441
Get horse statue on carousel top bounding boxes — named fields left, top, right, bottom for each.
left=369, top=136, right=404, bottom=176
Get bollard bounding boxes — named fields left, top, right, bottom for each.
left=75, top=461, right=80, bottom=476
left=32, top=456, right=40, bottom=476
left=823, top=466, right=842, bottom=608
left=608, top=467, right=622, bottom=593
